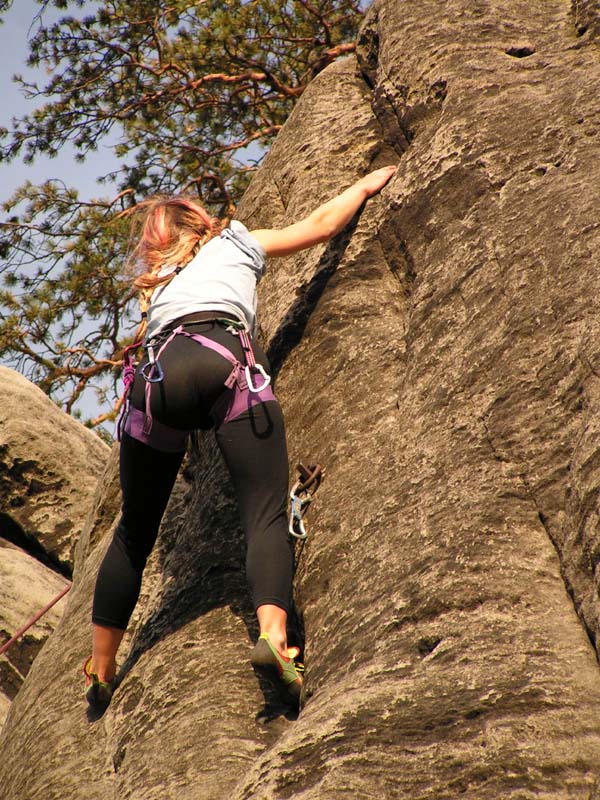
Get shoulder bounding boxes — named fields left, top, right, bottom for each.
left=218, top=220, right=267, bottom=274
left=224, top=220, right=266, bottom=255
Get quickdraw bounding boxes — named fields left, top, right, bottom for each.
left=289, top=463, right=324, bottom=540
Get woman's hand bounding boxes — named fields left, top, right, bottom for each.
left=354, top=165, right=397, bottom=198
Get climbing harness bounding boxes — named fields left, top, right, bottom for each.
left=289, top=463, right=324, bottom=540
left=116, top=317, right=274, bottom=449
left=0, top=582, right=72, bottom=656
left=115, top=319, right=325, bottom=537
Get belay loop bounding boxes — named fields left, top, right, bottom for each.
left=289, top=463, right=324, bottom=540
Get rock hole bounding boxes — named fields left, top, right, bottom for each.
left=112, top=747, right=126, bottom=773
left=505, top=46, right=536, bottom=58
left=430, top=79, right=448, bottom=103
left=417, top=636, right=442, bottom=656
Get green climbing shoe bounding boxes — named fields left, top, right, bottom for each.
left=250, top=633, right=304, bottom=707
left=82, top=656, right=116, bottom=709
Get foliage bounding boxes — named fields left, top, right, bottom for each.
left=0, top=0, right=365, bottom=431
left=0, top=1, right=12, bottom=23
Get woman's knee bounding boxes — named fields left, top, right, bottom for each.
left=113, top=519, right=156, bottom=572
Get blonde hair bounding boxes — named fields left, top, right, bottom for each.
left=128, top=196, right=224, bottom=340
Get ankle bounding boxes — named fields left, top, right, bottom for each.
left=92, top=660, right=116, bottom=683
left=262, top=630, right=287, bottom=655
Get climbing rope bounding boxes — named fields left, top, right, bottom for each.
left=0, top=582, right=72, bottom=657
left=289, top=463, right=324, bottom=540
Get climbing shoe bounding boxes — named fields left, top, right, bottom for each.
left=82, top=656, right=116, bottom=709
left=250, top=632, right=304, bottom=707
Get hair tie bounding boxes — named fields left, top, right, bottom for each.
left=141, top=311, right=148, bottom=319
left=174, top=266, right=182, bottom=274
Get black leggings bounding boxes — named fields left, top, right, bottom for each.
left=92, top=320, right=293, bottom=630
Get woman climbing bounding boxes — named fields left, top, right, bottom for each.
left=83, top=164, right=396, bottom=710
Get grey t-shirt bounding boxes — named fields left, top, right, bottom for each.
left=145, top=220, right=267, bottom=340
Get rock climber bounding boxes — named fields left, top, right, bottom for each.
left=83, top=164, right=396, bottom=710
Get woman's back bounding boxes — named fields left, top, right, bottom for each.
left=145, top=220, right=266, bottom=340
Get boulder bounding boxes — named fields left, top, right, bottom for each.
left=0, top=367, right=109, bottom=730
left=2, top=1, right=600, bottom=797
left=0, top=366, right=110, bottom=571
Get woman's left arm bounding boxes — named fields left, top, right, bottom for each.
left=251, top=166, right=396, bottom=258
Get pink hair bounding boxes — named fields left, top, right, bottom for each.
left=133, top=196, right=220, bottom=280
left=128, top=195, right=224, bottom=338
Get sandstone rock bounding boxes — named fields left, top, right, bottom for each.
left=572, top=0, right=600, bottom=38
left=3, top=1, right=600, bottom=798
left=0, top=366, right=109, bottom=570
left=0, top=540, right=70, bottom=730
left=0, top=367, right=109, bottom=730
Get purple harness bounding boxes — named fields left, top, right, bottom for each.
left=117, top=322, right=275, bottom=453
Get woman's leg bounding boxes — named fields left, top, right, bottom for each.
left=90, top=625, right=125, bottom=683
left=90, top=432, right=185, bottom=680
left=215, top=399, right=294, bottom=655
left=255, top=604, right=290, bottom=654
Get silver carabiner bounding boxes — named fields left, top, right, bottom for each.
left=245, top=363, right=271, bottom=393
left=141, top=359, right=164, bottom=383
left=289, top=482, right=311, bottom=540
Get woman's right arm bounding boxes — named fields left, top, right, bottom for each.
left=251, top=165, right=396, bottom=258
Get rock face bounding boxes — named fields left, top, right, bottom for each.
left=3, top=1, right=600, bottom=797
left=0, top=365, right=109, bottom=571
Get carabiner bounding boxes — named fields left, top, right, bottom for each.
left=141, top=360, right=164, bottom=384
left=245, top=363, right=271, bottom=393
left=289, top=482, right=311, bottom=540
left=289, top=498, right=308, bottom=539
